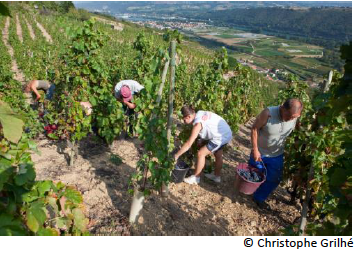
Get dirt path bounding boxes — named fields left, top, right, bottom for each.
left=24, top=16, right=35, bottom=40
left=93, top=16, right=124, bottom=31
left=34, top=18, right=52, bottom=43
left=32, top=120, right=301, bottom=236
left=15, top=14, right=23, bottom=43
left=250, top=42, right=255, bottom=54
left=2, top=17, right=26, bottom=83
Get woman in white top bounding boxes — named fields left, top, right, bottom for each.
left=174, top=105, right=232, bottom=185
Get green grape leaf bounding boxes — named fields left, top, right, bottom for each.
left=14, top=163, right=36, bottom=186
left=29, top=201, right=47, bottom=226
left=0, top=2, right=11, bottom=17
left=0, top=101, right=24, bottom=143
left=63, top=187, right=83, bottom=204
left=37, top=180, right=53, bottom=196
left=56, top=181, right=66, bottom=190
left=26, top=211, right=39, bottom=233
left=21, top=189, right=39, bottom=203
left=56, top=217, right=70, bottom=230
left=6, top=199, right=16, bottom=214
left=37, top=228, right=59, bottom=236
left=72, top=208, right=87, bottom=232
left=89, top=96, right=97, bottom=106
left=0, top=213, right=27, bottom=236
left=0, top=163, right=12, bottom=190
left=47, top=133, right=59, bottom=140
left=47, top=196, right=59, bottom=214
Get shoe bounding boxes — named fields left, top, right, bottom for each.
left=205, top=173, right=221, bottom=183
left=184, top=175, right=200, bottom=185
left=253, top=198, right=271, bottom=210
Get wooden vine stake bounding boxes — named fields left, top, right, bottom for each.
left=161, top=40, right=176, bottom=197
left=156, top=59, right=170, bottom=106
left=129, top=57, right=171, bottom=224
left=68, top=140, right=77, bottom=166
left=167, top=40, right=176, bottom=150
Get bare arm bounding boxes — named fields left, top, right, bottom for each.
left=174, top=123, right=202, bottom=160
left=30, top=81, right=41, bottom=101
left=123, top=100, right=136, bottom=109
left=251, top=108, right=270, bottom=161
left=80, top=102, right=93, bottom=116
left=117, top=97, right=136, bottom=109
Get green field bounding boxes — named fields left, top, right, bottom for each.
left=255, top=49, right=286, bottom=57
left=191, top=26, right=330, bottom=80
left=233, top=44, right=253, bottom=53
left=216, top=34, right=242, bottom=39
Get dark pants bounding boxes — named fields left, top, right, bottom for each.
left=248, top=154, right=284, bottom=202
left=45, top=84, right=55, bottom=100
left=123, top=104, right=136, bottom=135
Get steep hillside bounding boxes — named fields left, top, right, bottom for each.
left=0, top=2, right=350, bottom=237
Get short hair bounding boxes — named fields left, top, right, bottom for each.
left=181, top=105, right=195, bottom=117
left=23, top=82, right=29, bottom=91
left=283, top=98, right=303, bottom=113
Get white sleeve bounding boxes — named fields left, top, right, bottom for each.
left=114, top=82, right=123, bottom=98
left=193, top=111, right=204, bottom=125
left=132, top=81, right=144, bottom=93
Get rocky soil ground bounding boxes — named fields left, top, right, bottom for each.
left=32, top=119, right=301, bottom=236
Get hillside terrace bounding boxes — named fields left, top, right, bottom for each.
left=131, top=20, right=208, bottom=31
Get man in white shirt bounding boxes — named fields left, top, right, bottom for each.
left=114, top=80, right=144, bottom=110
left=114, top=80, right=145, bottom=136
left=174, top=105, right=233, bottom=185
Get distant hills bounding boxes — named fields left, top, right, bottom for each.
left=74, top=1, right=352, bottom=13
left=74, top=1, right=352, bottom=48
left=191, top=7, right=352, bottom=47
